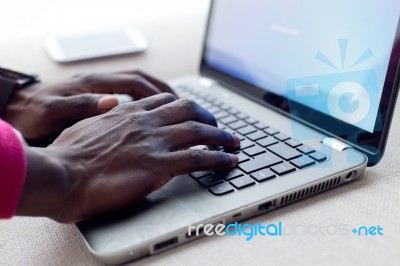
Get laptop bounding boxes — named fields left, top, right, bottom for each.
left=77, top=0, right=400, bottom=264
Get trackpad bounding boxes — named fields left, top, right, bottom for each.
left=77, top=187, right=204, bottom=254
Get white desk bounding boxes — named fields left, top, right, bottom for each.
left=1, top=1, right=399, bottom=265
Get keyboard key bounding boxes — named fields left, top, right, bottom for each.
left=198, top=175, right=224, bottom=187
left=227, top=131, right=245, bottom=140
left=185, top=95, right=197, bottom=101
left=230, top=176, right=256, bottom=189
left=247, top=131, right=268, bottom=141
left=190, top=90, right=201, bottom=96
left=239, top=152, right=282, bottom=174
left=211, top=145, right=224, bottom=151
left=243, top=145, right=266, bottom=157
left=271, top=162, right=296, bottom=176
left=178, top=92, right=190, bottom=98
left=285, top=139, right=302, bottom=148
left=220, top=115, right=238, bottom=125
left=228, top=108, right=241, bottom=115
left=204, top=95, right=216, bottom=102
left=235, top=151, right=250, bottom=163
left=265, top=127, right=280, bottom=135
left=196, top=99, right=206, bottom=105
left=237, top=125, right=257, bottom=135
left=201, top=102, right=213, bottom=109
left=239, top=138, right=255, bottom=150
left=220, top=103, right=232, bottom=110
left=245, top=117, right=259, bottom=125
left=274, top=133, right=290, bottom=141
left=217, top=168, right=244, bottom=180
left=254, top=122, right=269, bottom=130
left=208, top=106, right=221, bottom=114
left=212, top=100, right=224, bottom=106
left=251, top=169, right=276, bottom=182
left=290, top=155, right=316, bottom=169
left=191, top=145, right=208, bottom=150
left=209, top=183, right=235, bottom=196
left=214, top=111, right=230, bottom=120
left=309, top=152, right=327, bottom=162
left=175, top=85, right=186, bottom=91
left=190, top=171, right=212, bottom=179
left=217, top=122, right=227, bottom=129
left=228, top=120, right=248, bottom=130
left=256, top=137, right=278, bottom=147
left=236, top=112, right=249, bottom=119
left=268, top=142, right=302, bottom=160
left=297, top=145, right=315, bottom=154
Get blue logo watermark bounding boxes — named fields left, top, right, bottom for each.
left=286, top=39, right=379, bottom=133
left=352, top=225, right=384, bottom=236
left=225, top=221, right=282, bottom=240
left=188, top=222, right=384, bottom=241
left=187, top=221, right=282, bottom=241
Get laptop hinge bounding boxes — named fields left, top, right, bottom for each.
left=322, top=138, right=352, bottom=152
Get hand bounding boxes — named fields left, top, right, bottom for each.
left=4, top=71, right=175, bottom=140
left=17, top=93, right=240, bottom=223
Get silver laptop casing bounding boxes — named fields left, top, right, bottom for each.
left=77, top=75, right=367, bottom=265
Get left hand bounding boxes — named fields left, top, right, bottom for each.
left=4, top=71, right=175, bottom=140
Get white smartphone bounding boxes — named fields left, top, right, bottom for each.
left=45, top=28, right=148, bottom=63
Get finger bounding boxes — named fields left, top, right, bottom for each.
left=118, top=70, right=177, bottom=96
left=110, top=93, right=177, bottom=115
left=165, top=149, right=239, bottom=176
left=58, top=93, right=118, bottom=121
left=150, top=98, right=217, bottom=127
left=80, top=73, right=163, bottom=99
left=134, top=92, right=177, bottom=111
left=98, top=95, right=120, bottom=112
left=162, top=122, right=240, bottom=150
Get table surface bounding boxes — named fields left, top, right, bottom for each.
left=1, top=1, right=399, bottom=265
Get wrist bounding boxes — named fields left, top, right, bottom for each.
left=3, top=83, right=39, bottom=129
left=16, top=147, right=72, bottom=223
left=0, top=67, right=39, bottom=119
left=3, top=83, right=52, bottom=142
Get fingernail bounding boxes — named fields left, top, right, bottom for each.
left=229, top=154, right=239, bottom=165
left=98, top=96, right=119, bottom=112
left=232, top=134, right=241, bottom=146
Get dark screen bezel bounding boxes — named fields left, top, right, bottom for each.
left=199, top=0, right=400, bottom=166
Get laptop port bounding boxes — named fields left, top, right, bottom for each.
left=232, top=212, right=242, bottom=219
left=258, top=201, right=274, bottom=212
left=345, top=170, right=357, bottom=180
left=153, top=237, right=178, bottom=252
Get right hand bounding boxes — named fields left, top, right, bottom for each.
left=42, top=93, right=240, bottom=223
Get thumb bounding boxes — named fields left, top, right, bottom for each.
left=61, top=93, right=119, bottom=121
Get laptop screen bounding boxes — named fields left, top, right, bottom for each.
left=203, top=0, right=400, bottom=133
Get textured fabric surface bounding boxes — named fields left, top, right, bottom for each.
left=1, top=131, right=399, bottom=266
left=0, top=1, right=399, bottom=265
left=0, top=119, right=26, bottom=219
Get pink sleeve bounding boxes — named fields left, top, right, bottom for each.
left=0, top=119, right=27, bottom=219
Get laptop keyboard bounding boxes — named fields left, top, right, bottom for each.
left=174, top=85, right=328, bottom=196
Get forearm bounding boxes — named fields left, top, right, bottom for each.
left=16, top=147, right=70, bottom=222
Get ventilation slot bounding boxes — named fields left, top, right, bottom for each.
left=279, top=176, right=341, bottom=206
